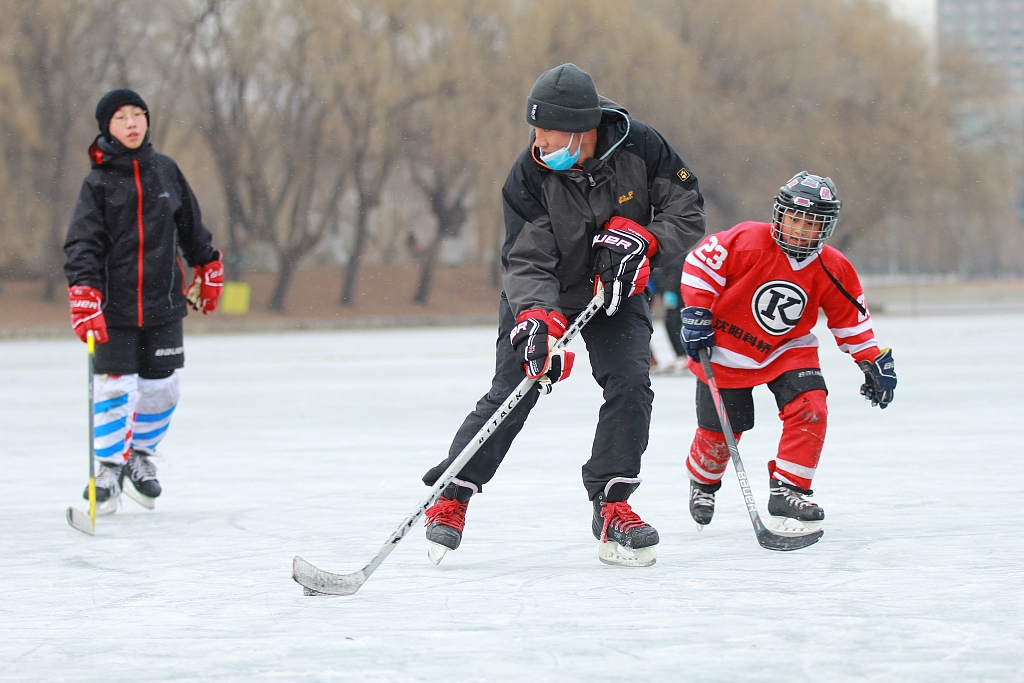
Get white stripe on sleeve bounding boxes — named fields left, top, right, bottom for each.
left=685, top=252, right=727, bottom=286
left=830, top=319, right=873, bottom=338
left=681, top=272, right=719, bottom=295
left=837, top=339, right=878, bottom=355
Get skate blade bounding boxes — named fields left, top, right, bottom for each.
left=95, top=496, right=119, bottom=517
left=123, top=482, right=155, bottom=510
left=597, top=541, right=657, bottom=567
left=767, top=516, right=822, bottom=536
left=427, top=541, right=451, bottom=565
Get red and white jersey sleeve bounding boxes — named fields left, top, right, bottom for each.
left=681, top=221, right=880, bottom=388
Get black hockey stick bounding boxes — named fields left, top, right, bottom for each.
left=698, top=349, right=823, bottom=551
left=293, top=289, right=608, bottom=595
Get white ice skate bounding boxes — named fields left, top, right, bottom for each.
left=427, top=542, right=450, bottom=565
left=598, top=541, right=657, bottom=567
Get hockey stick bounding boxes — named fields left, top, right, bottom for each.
left=66, top=330, right=97, bottom=536
left=698, top=349, right=823, bottom=551
left=293, top=290, right=607, bottom=595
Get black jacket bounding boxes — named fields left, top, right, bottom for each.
left=501, top=100, right=706, bottom=318
left=64, top=136, right=217, bottom=328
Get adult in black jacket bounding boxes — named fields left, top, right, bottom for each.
left=64, top=89, right=223, bottom=514
left=421, top=64, right=706, bottom=567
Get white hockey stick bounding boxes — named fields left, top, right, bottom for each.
left=293, top=289, right=607, bottom=595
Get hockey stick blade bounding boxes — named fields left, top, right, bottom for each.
left=66, top=506, right=94, bottom=536
left=756, top=527, right=822, bottom=551
left=293, top=556, right=365, bottom=596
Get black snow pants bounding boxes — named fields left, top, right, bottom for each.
left=422, top=291, right=654, bottom=500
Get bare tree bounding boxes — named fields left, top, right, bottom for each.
left=328, top=1, right=429, bottom=306
left=400, top=1, right=509, bottom=304
left=185, top=0, right=349, bottom=311
left=1, top=0, right=132, bottom=300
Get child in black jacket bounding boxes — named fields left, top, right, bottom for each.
left=64, top=88, right=223, bottom=513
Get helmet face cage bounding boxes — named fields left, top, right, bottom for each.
left=771, top=201, right=837, bottom=259
left=770, top=172, right=840, bottom=259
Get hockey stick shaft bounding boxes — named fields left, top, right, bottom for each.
left=698, top=349, right=822, bottom=551
left=294, top=291, right=607, bottom=594
left=698, top=349, right=767, bottom=534
left=87, top=331, right=96, bottom=531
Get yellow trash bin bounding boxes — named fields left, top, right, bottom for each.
left=220, top=281, right=251, bottom=315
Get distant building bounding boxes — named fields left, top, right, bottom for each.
left=938, top=0, right=1024, bottom=91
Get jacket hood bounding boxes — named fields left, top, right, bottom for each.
left=88, top=133, right=154, bottom=169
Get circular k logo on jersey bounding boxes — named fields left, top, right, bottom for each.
left=751, top=281, right=807, bottom=335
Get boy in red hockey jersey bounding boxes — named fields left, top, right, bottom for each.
left=678, top=171, right=896, bottom=530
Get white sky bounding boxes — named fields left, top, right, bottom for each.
left=885, top=0, right=937, bottom=38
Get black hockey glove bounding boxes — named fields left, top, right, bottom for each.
left=680, top=306, right=715, bottom=362
left=509, top=309, right=575, bottom=394
left=592, top=216, right=658, bottom=317
left=858, top=348, right=896, bottom=409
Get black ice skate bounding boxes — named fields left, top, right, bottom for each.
left=424, top=479, right=477, bottom=565
left=767, top=478, right=824, bottom=535
left=689, top=479, right=721, bottom=530
left=82, top=461, right=123, bottom=516
left=121, top=449, right=161, bottom=509
left=592, top=478, right=659, bottom=567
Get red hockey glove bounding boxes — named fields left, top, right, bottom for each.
left=68, top=285, right=108, bottom=344
left=186, top=250, right=224, bottom=314
left=509, top=309, right=575, bottom=392
left=592, top=216, right=658, bottom=316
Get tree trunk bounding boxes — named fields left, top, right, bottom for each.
left=268, top=256, right=298, bottom=312
left=340, top=209, right=371, bottom=306
left=412, top=233, right=444, bottom=305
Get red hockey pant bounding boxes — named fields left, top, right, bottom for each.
left=686, top=389, right=828, bottom=490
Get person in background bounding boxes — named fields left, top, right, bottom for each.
left=64, top=88, right=223, bottom=513
left=649, top=259, right=690, bottom=375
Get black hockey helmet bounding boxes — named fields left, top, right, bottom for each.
left=771, top=172, right=841, bottom=259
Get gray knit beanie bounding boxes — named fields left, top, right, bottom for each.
left=525, top=64, right=601, bottom=132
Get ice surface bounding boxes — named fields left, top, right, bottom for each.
left=2, top=313, right=1023, bottom=682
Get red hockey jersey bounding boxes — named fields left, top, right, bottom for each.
left=681, top=221, right=880, bottom=388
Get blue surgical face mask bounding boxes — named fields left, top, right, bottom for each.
left=539, top=133, right=580, bottom=171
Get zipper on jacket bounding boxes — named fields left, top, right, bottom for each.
left=586, top=173, right=596, bottom=187
left=133, top=159, right=145, bottom=327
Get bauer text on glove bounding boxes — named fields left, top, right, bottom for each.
left=509, top=309, right=575, bottom=388
left=592, top=216, right=658, bottom=316
left=186, top=250, right=224, bottom=314
left=68, top=285, right=108, bottom=343
left=679, top=306, right=714, bottom=362
left=858, top=348, right=896, bottom=409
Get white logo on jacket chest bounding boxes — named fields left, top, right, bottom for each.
left=751, top=281, right=807, bottom=335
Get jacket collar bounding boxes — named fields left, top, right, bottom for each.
left=88, top=134, right=154, bottom=169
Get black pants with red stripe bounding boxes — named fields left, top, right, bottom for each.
left=422, top=292, right=654, bottom=501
